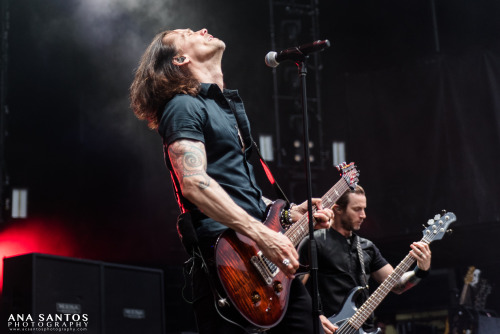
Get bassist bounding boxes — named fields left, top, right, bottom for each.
left=299, top=185, right=431, bottom=334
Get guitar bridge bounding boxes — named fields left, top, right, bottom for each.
left=251, top=251, right=279, bottom=285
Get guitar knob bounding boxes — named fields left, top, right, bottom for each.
left=218, top=298, right=229, bottom=307
left=273, top=281, right=283, bottom=293
left=251, top=292, right=261, bottom=304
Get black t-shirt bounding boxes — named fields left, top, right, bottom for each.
left=158, top=83, right=266, bottom=239
left=299, top=228, right=388, bottom=328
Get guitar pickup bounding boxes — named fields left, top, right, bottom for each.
left=251, top=251, right=279, bottom=285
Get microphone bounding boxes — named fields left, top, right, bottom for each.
left=265, top=40, right=330, bottom=68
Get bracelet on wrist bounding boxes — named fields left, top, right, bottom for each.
left=281, top=208, right=294, bottom=225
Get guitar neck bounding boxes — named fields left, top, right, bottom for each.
left=459, top=267, right=476, bottom=306
left=459, top=284, right=470, bottom=305
left=284, top=179, right=351, bottom=247
left=348, top=238, right=428, bottom=329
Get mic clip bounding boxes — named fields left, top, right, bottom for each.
left=282, top=47, right=309, bottom=63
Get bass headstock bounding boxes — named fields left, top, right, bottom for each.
left=422, top=211, right=456, bottom=243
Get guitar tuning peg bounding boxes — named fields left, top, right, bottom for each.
left=422, top=224, right=427, bottom=229
left=433, top=214, right=441, bottom=220
left=441, top=209, right=447, bottom=215
left=447, top=229, right=453, bottom=234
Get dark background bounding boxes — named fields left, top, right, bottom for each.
left=1, top=0, right=500, bottom=332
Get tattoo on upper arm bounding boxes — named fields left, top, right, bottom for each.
left=168, top=140, right=211, bottom=190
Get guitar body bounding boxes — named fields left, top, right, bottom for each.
left=214, top=199, right=291, bottom=329
left=212, top=163, right=361, bottom=330
left=328, top=287, right=382, bottom=334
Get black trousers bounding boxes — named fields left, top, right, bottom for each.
left=191, top=255, right=324, bottom=334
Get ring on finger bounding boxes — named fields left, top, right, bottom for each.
left=283, top=258, right=290, bottom=266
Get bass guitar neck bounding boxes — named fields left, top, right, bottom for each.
left=328, top=211, right=456, bottom=334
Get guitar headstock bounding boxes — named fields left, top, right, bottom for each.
left=464, top=266, right=477, bottom=285
left=422, top=211, right=456, bottom=243
left=471, top=268, right=481, bottom=287
left=336, top=162, right=359, bottom=190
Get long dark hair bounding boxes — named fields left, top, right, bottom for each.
left=130, top=30, right=200, bottom=129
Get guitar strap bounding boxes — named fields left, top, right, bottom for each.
left=252, top=139, right=290, bottom=204
left=227, top=93, right=289, bottom=204
left=355, top=236, right=370, bottom=297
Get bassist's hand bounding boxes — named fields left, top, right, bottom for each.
left=409, top=241, right=431, bottom=271
left=320, top=315, right=338, bottom=334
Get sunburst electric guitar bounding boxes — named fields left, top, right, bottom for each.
left=214, top=162, right=359, bottom=330
left=328, top=211, right=456, bottom=334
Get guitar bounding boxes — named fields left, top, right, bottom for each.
left=214, top=162, right=359, bottom=330
left=459, top=266, right=477, bottom=306
left=328, top=211, right=457, bottom=334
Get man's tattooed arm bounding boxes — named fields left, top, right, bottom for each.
left=391, top=270, right=421, bottom=294
left=168, top=139, right=212, bottom=190
left=166, top=139, right=310, bottom=278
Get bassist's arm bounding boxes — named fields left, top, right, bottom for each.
left=372, top=264, right=423, bottom=295
left=391, top=270, right=424, bottom=294
left=372, top=242, right=431, bottom=294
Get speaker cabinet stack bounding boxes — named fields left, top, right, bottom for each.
left=2, top=253, right=165, bottom=334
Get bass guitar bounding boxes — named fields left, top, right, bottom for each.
left=328, top=211, right=456, bottom=334
left=214, top=162, right=359, bottom=330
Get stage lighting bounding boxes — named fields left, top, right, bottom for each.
left=259, top=135, right=274, bottom=161
left=332, top=141, right=346, bottom=166
left=12, top=188, right=28, bottom=218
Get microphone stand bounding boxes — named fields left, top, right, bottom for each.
left=289, top=50, right=322, bottom=334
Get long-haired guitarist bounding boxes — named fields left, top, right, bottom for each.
left=130, top=27, right=334, bottom=333
left=299, top=185, right=432, bottom=334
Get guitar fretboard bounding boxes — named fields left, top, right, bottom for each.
left=284, top=179, right=351, bottom=247
left=334, top=212, right=455, bottom=333
left=344, top=234, right=433, bottom=331
left=348, top=249, right=421, bottom=329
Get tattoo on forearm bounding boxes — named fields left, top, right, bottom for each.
left=392, top=271, right=420, bottom=294
left=168, top=140, right=211, bottom=190
left=198, top=177, right=210, bottom=189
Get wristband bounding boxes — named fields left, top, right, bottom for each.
left=414, top=266, right=430, bottom=279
